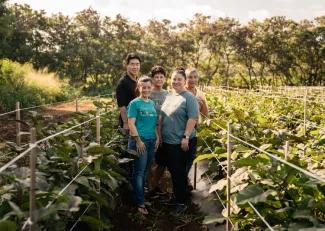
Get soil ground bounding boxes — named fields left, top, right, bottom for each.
left=0, top=99, right=98, bottom=148
left=0, top=99, right=218, bottom=231
left=111, top=170, right=209, bottom=231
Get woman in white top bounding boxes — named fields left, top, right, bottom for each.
left=185, top=68, right=209, bottom=185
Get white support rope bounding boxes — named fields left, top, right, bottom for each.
left=35, top=116, right=99, bottom=145
left=277, top=115, right=325, bottom=130
left=46, top=128, right=120, bottom=209
left=229, top=134, right=325, bottom=184
left=216, top=88, right=325, bottom=105
left=0, top=144, right=36, bottom=173
left=20, top=99, right=75, bottom=111
left=198, top=163, right=235, bottom=229
left=0, top=110, right=113, bottom=173
left=247, top=201, right=274, bottom=231
left=69, top=202, right=94, bottom=231
left=98, top=93, right=113, bottom=97
left=0, top=93, right=114, bottom=117
left=200, top=132, right=274, bottom=230
left=303, top=156, right=325, bottom=168
left=201, top=113, right=325, bottom=184
left=0, top=110, right=17, bottom=117
left=22, top=127, right=119, bottom=230
left=45, top=164, right=91, bottom=208
left=200, top=137, right=227, bottom=173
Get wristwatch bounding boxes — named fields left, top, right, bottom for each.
left=183, top=135, right=190, bottom=139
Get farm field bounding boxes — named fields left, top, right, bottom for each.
left=0, top=87, right=325, bottom=231
left=195, top=87, right=325, bottom=230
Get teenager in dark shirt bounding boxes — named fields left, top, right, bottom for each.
left=116, top=53, right=141, bottom=134
left=116, top=53, right=141, bottom=188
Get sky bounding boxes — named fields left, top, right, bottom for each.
left=9, top=0, right=325, bottom=25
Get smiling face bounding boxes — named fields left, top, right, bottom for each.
left=171, top=72, right=186, bottom=93
left=126, top=58, right=140, bottom=77
left=186, top=72, right=199, bottom=89
left=138, top=80, right=153, bottom=98
left=152, top=73, right=166, bottom=88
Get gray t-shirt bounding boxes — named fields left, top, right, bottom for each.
left=149, top=90, right=168, bottom=116
left=161, top=91, right=199, bottom=144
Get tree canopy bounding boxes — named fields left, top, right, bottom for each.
left=1, top=2, right=325, bottom=88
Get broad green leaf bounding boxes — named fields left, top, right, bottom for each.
left=259, top=144, right=272, bottom=151
left=232, top=185, right=276, bottom=205
left=202, top=213, right=226, bottom=225
left=209, top=179, right=227, bottom=193
left=88, top=146, right=117, bottom=155
left=234, top=145, right=251, bottom=153
left=288, top=221, right=316, bottom=230
left=8, top=201, right=24, bottom=218
left=93, top=101, right=104, bottom=108
left=193, top=154, right=216, bottom=164
left=292, top=210, right=313, bottom=220
left=0, top=221, right=18, bottom=231
left=233, top=158, right=259, bottom=167
left=81, top=215, right=111, bottom=230
left=256, top=154, right=271, bottom=165
left=274, top=207, right=292, bottom=214
left=75, top=176, right=90, bottom=188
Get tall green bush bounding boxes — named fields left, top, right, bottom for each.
left=0, top=59, right=70, bottom=111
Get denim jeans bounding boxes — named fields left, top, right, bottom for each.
left=128, top=138, right=156, bottom=206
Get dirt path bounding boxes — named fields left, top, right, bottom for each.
left=111, top=171, right=208, bottom=231
left=0, top=99, right=100, bottom=148
left=0, top=99, right=216, bottom=231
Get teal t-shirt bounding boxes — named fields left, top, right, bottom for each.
left=161, top=91, right=199, bottom=144
left=127, top=98, right=157, bottom=139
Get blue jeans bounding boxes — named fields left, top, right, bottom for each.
left=128, top=138, right=156, bottom=206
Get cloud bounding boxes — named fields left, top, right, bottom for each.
left=10, top=0, right=93, bottom=16
left=275, top=0, right=293, bottom=2
left=310, top=4, right=323, bottom=10
left=153, top=4, right=226, bottom=24
left=97, top=3, right=225, bottom=25
left=248, top=9, right=270, bottom=21
left=314, top=10, right=325, bottom=17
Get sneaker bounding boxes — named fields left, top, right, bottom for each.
left=154, top=186, right=166, bottom=195
left=162, top=196, right=176, bottom=206
left=172, top=203, right=187, bottom=214
left=148, top=190, right=159, bottom=199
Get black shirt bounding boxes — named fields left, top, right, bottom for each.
left=116, top=74, right=137, bottom=126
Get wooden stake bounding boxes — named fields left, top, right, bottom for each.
left=81, top=136, right=85, bottom=157
left=304, top=90, right=307, bottom=136
left=16, top=101, right=21, bottom=147
left=226, top=122, right=232, bottom=231
left=284, top=141, right=289, bottom=161
left=95, top=109, right=101, bottom=230
left=29, top=128, right=37, bottom=231
left=76, top=97, right=78, bottom=112
left=193, top=163, right=197, bottom=190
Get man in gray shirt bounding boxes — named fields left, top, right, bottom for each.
left=147, top=66, right=168, bottom=197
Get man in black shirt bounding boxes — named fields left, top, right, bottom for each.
left=116, top=53, right=141, bottom=134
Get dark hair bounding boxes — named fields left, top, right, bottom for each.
left=135, top=76, right=153, bottom=96
left=125, top=53, right=141, bottom=64
left=151, top=66, right=166, bottom=78
left=173, top=67, right=186, bottom=79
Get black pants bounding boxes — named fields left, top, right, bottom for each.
left=163, top=137, right=197, bottom=204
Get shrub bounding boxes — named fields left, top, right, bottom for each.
left=0, top=59, right=71, bottom=111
